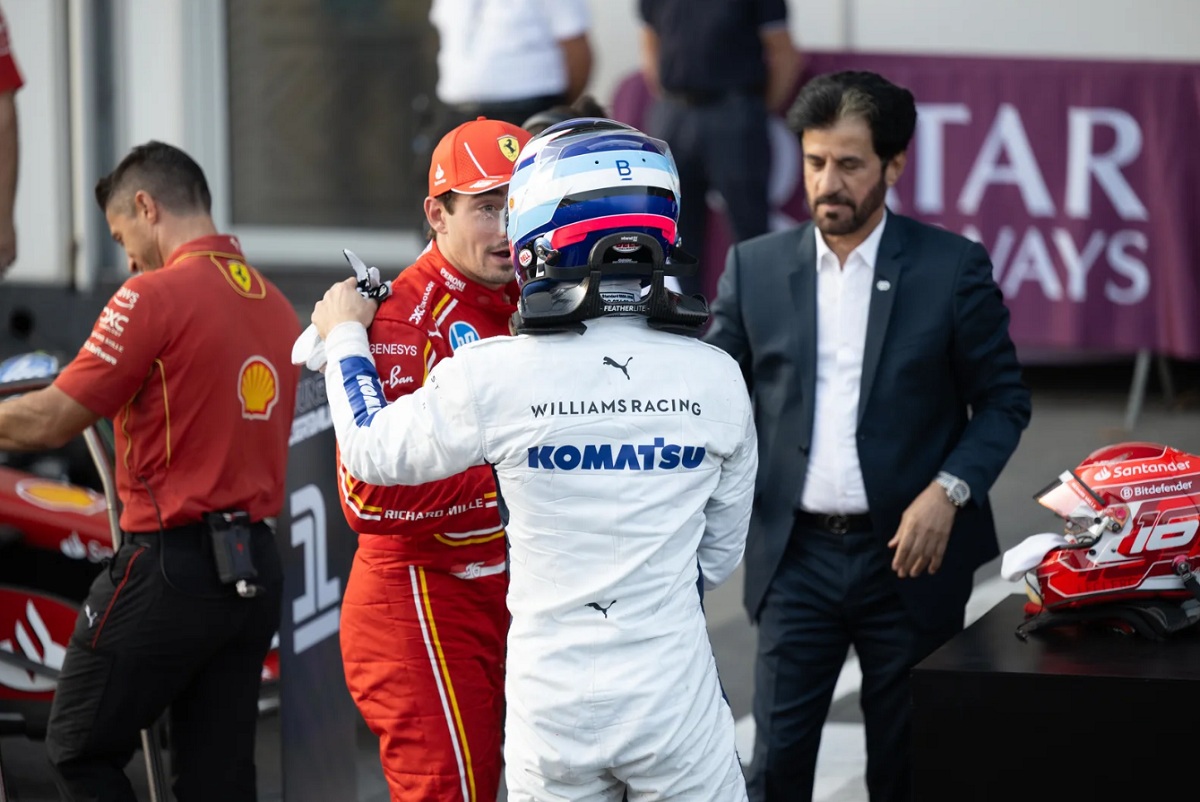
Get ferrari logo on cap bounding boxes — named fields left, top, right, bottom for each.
left=498, top=135, right=519, bottom=162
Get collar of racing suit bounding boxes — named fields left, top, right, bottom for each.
left=416, top=240, right=519, bottom=317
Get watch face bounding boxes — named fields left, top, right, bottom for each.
left=949, top=482, right=969, bottom=505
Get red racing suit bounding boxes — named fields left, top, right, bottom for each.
left=337, top=242, right=514, bottom=802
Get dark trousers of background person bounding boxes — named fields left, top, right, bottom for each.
left=647, top=91, right=771, bottom=300
left=746, top=521, right=963, bottom=802
left=438, top=92, right=566, bottom=132
left=45, top=523, right=283, bottom=802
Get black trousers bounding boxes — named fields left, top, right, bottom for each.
left=746, top=524, right=963, bottom=802
left=438, top=93, right=566, bottom=132
left=646, top=92, right=771, bottom=299
left=44, top=523, right=283, bottom=802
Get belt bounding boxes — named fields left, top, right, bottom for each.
left=794, top=510, right=874, bottom=535
left=123, top=519, right=266, bottom=547
left=664, top=88, right=760, bottom=107
left=448, top=93, right=564, bottom=116
left=123, top=523, right=204, bottom=547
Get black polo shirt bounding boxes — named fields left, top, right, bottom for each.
left=639, top=0, right=788, bottom=95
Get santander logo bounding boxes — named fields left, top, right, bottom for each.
left=1092, top=466, right=1113, bottom=481
left=1111, top=460, right=1192, bottom=479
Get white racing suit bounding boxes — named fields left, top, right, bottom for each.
left=324, top=314, right=756, bottom=802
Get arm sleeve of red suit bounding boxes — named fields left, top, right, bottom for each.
left=370, top=313, right=434, bottom=403
left=53, top=279, right=163, bottom=417
left=336, top=308, right=503, bottom=536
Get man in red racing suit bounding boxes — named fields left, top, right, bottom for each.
left=336, top=117, right=530, bottom=802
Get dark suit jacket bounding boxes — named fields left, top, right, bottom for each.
left=705, top=213, right=1032, bottom=630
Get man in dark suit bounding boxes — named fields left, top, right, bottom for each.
left=705, top=71, right=1031, bottom=802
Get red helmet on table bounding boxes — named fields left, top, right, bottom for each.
left=1008, top=442, right=1200, bottom=639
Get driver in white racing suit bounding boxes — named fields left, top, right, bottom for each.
left=312, top=118, right=755, bottom=801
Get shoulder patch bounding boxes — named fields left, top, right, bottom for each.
left=213, top=255, right=267, bottom=298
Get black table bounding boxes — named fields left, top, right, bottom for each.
left=911, top=594, right=1200, bottom=800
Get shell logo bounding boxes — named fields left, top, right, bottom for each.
left=15, top=479, right=107, bottom=515
left=238, top=356, right=280, bottom=420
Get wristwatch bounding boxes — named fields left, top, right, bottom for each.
left=935, top=471, right=971, bottom=508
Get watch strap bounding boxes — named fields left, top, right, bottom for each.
left=936, top=471, right=970, bottom=507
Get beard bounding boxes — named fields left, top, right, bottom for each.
left=809, top=172, right=888, bottom=237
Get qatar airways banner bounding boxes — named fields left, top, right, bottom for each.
left=611, top=52, right=1200, bottom=359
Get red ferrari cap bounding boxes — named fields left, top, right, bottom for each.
left=428, top=117, right=531, bottom=196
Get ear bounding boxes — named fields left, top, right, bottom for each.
left=424, top=196, right=450, bottom=237
left=133, top=190, right=160, bottom=223
left=885, top=151, right=907, bottom=187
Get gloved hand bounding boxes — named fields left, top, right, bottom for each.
left=292, top=249, right=392, bottom=371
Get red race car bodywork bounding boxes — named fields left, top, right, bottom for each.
left=0, top=465, right=116, bottom=733
left=0, top=353, right=280, bottom=739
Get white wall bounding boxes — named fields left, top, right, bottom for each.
left=4, top=0, right=191, bottom=287
left=6, top=0, right=1200, bottom=284
left=848, top=0, right=1200, bottom=61
left=584, top=0, right=1200, bottom=113
left=3, top=0, right=72, bottom=285
left=112, top=0, right=187, bottom=156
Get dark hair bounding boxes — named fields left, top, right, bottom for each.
left=786, top=71, right=917, bottom=163
left=522, top=94, right=610, bottom=137
left=425, top=191, right=458, bottom=241
left=94, top=141, right=213, bottom=215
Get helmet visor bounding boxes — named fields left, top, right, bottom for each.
left=1035, top=470, right=1105, bottom=535
left=507, top=126, right=678, bottom=245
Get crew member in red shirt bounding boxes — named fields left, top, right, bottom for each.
left=0, top=3, right=24, bottom=275
left=337, top=117, right=530, bottom=802
left=0, top=141, right=300, bottom=801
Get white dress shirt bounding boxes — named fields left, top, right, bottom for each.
left=800, top=212, right=889, bottom=515
left=430, top=0, right=590, bottom=104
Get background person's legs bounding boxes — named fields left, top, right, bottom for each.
left=647, top=97, right=708, bottom=298
left=705, top=95, right=771, bottom=245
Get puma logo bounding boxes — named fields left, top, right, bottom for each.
left=84, top=604, right=98, bottom=628
left=602, top=356, right=632, bottom=380
left=586, top=600, right=617, bottom=619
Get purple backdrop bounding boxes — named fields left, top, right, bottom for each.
left=610, top=52, right=1200, bottom=359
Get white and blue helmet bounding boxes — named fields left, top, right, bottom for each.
left=507, top=118, right=683, bottom=282
left=506, top=118, right=705, bottom=333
